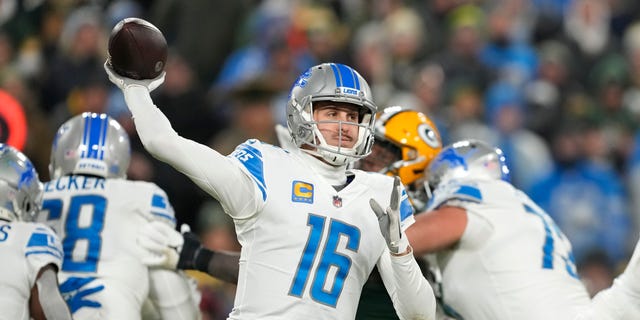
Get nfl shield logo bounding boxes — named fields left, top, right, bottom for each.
left=332, top=195, right=342, bottom=208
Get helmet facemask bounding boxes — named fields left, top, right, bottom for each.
left=287, top=63, right=377, bottom=166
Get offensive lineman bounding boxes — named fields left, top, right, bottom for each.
left=0, top=144, right=72, bottom=320
left=408, top=139, right=640, bottom=319
left=37, top=113, right=200, bottom=319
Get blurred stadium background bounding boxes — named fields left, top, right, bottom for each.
left=2, top=0, right=640, bottom=318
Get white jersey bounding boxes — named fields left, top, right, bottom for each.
left=228, top=140, right=416, bottom=319
left=122, top=85, right=436, bottom=320
left=37, top=176, right=177, bottom=319
left=427, top=178, right=591, bottom=320
left=0, top=221, right=63, bottom=320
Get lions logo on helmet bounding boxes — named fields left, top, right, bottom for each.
left=0, top=144, right=43, bottom=222
left=50, top=113, right=131, bottom=179
left=286, top=63, right=377, bottom=165
left=427, top=139, right=511, bottom=192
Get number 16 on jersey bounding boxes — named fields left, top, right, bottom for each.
left=289, top=213, right=361, bottom=307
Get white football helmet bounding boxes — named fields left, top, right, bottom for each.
left=50, top=112, right=131, bottom=179
left=427, top=139, right=510, bottom=191
left=0, top=144, right=43, bottom=222
left=287, top=63, right=377, bottom=165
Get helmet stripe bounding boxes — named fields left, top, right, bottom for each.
left=353, top=69, right=361, bottom=90
left=81, top=114, right=90, bottom=158
left=329, top=63, right=342, bottom=88
left=81, top=114, right=109, bottom=160
left=98, top=116, right=108, bottom=160
left=336, top=63, right=359, bottom=90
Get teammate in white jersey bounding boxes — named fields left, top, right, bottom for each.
left=105, top=61, right=436, bottom=319
left=407, top=139, right=640, bottom=319
left=37, top=112, right=200, bottom=319
left=0, top=144, right=72, bottom=320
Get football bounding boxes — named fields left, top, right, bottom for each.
left=107, top=17, right=167, bottom=80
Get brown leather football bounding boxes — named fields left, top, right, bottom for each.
left=107, top=18, right=167, bottom=80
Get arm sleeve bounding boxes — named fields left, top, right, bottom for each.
left=123, top=85, right=263, bottom=218
left=573, top=278, right=640, bottom=320
left=148, top=269, right=201, bottom=320
left=34, top=266, right=72, bottom=320
left=574, top=240, right=640, bottom=320
left=377, top=248, right=437, bottom=320
left=196, top=248, right=240, bottom=284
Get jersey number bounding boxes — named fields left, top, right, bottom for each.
left=0, top=224, right=10, bottom=241
left=289, top=214, right=361, bottom=307
left=42, top=195, right=107, bottom=272
left=522, top=199, right=578, bottom=278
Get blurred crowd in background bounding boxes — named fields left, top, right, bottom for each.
left=3, top=0, right=640, bottom=318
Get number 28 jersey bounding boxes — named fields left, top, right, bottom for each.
left=37, top=175, right=175, bottom=319
left=427, top=178, right=591, bottom=320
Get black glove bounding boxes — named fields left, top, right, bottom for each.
left=177, top=231, right=213, bottom=273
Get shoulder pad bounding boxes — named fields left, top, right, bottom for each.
left=150, top=190, right=176, bottom=225
left=25, top=223, right=63, bottom=269
left=229, top=140, right=267, bottom=201
left=427, top=179, right=483, bottom=211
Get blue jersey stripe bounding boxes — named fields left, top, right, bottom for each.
left=233, top=143, right=267, bottom=201
left=151, top=194, right=168, bottom=209
left=454, top=185, right=483, bottom=202
left=524, top=204, right=555, bottom=269
left=26, top=233, right=64, bottom=257
left=151, top=211, right=176, bottom=223
left=28, top=232, right=52, bottom=247
left=400, top=189, right=414, bottom=221
left=26, top=249, right=63, bottom=260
